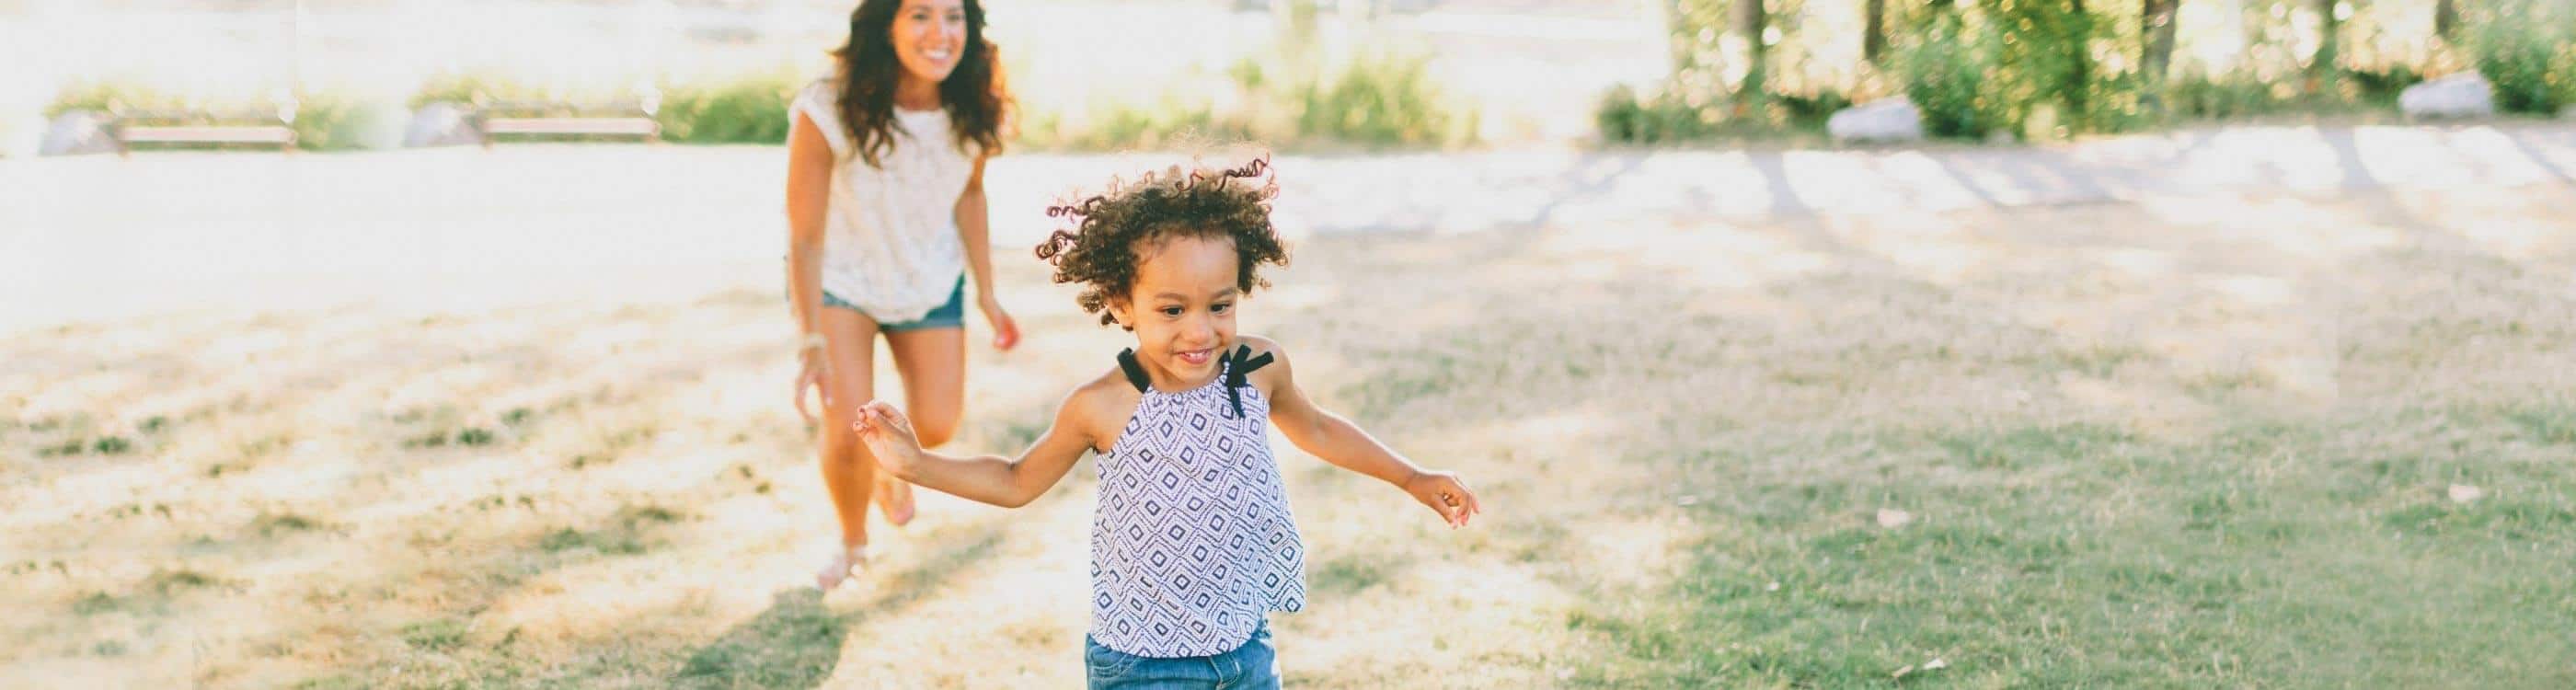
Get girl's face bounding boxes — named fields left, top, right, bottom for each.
left=1110, top=235, right=1242, bottom=386
left=890, top=0, right=968, bottom=86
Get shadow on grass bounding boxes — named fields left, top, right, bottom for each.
left=667, top=527, right=1007, bottom=689
left=669, top=589, right=845, bottom=690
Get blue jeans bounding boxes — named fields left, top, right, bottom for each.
left=1084, top=624, right=1279, bottom=690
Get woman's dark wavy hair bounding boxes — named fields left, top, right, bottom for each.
left=831, top=0, right=1009, bottom=167
left=1035, top=156, right=1290, bottom=329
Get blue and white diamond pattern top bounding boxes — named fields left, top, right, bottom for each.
left=1089, top=348, right=1307, bottom=658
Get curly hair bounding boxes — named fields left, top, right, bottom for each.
left=1035, top=156, right=1290, bottom=329
left=831, top=0, right=1010, bottom=168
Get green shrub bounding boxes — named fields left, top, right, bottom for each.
left=1019, top=47, right=1472, bottom=152
left=1898, top=20, right=2001, bottom=139
left=43, top=79, right=204, bottom=118
left=410, top=71, right=541, bottom=109
left=289, top=90, right=406, bottom=151
left=43, top=80, right=399, bottom=152
left=2346, top=63, right=2427, bottom=105
left=2163, top=70, right=2291, bottom=120
left=1287, top=52, right=1466, bottom=147
left=1593, top=84, right=1715, bottom=144
left=1773, top=89, right=1854, bottom=127
left=656, top=74, right=798, bottom=144
left=2470, top=19, right=2572, bottom=114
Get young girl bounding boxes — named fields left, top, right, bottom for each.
left=849, top=157, right=1481, bottom=689
left=786, top=0, right=1019, bottom=591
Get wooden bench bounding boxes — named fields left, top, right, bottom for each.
left=109, top=109, right=297, bottom=155
left=474, top=100, right=661, bottom=147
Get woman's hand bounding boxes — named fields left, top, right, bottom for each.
left=979, top=296, right=1020, bottom=351
left=1401, top=469, right=1483, bottom=529
left=794, top=345, right=829, bottom=425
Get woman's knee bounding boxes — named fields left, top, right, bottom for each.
left=910, top=407, right=960, bottom=448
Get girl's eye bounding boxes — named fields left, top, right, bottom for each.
left=1212, top=303, right=1232, bottom=315
left=1159, top=306, right=1184, bottom=317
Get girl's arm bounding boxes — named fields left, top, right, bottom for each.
left=954, top=154, right=1020, bottom=350
left=785, top=111, right=835, bottom=420
left=849, top=388, right=1100, bottom=508
left=1248, top=337, right=1482, bottom=528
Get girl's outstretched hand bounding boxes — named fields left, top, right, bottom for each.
left=1401, top=469, right=1482, bottom=529
left=849, top=400, right=924, bottom=478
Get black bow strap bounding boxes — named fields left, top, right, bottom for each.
left=1115, top=346, right=1274, bottom=418
left=1117, top=348, right=1151, bottom=392
left=1220, top=345, right=1274, bottom=418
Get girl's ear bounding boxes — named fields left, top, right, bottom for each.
left=1105, top=298, right=1131, bottom=329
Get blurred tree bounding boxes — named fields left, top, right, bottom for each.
left=2142, top=0, right=2179, bottom=82
left=1736, top=0, right=1770, bottom=102
left=2312, top=0, right=2343, bottom=82
left=1865, top=0, right=1889, bottom=63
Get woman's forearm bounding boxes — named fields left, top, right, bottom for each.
left=957, top=188, right=996, bottom=299
left=787, top=235, right=825, bottom=336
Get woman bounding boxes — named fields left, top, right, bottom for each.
left=786, top=0, right=1018, bottom=590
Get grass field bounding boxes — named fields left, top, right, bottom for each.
left=6, top=170, right=2576, bottom=687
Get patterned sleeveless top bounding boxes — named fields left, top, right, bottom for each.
left=1089, top=345, right=1308, bottom=658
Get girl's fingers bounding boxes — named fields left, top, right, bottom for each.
left=1434, top=478, right=1478, bottom=527
left=857, top=401, right=912, bottom=440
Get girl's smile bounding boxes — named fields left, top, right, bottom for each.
left=1113, top=235, right=1246, bottom=391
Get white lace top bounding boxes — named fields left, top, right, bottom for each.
left=790, top=79, right=980, bottom=322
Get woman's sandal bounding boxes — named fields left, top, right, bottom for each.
left=815, top=544, right=870, bottom=591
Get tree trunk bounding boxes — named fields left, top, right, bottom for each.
left=1735, top=0, right=1768, bottom=99
left=1864, top=0, right=1889, bottom=63
left=2141, top=0, right=2178, bottom=83
left=2066, top=0, right=2091, bottom=115
left=2433, top=0, right=2458, bottom=42
left=2311, top=0, right=2341, bottom=78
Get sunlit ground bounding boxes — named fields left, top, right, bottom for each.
left=6, top=124, right=2576, bottom=687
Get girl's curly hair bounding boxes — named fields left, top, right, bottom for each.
left=1035, top=156, right=1290, bottom=329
